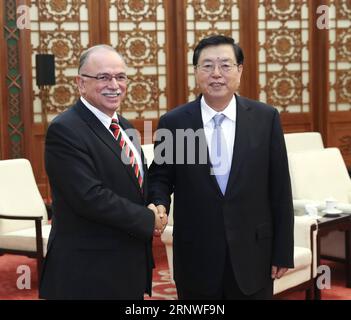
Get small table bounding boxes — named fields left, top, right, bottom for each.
left=314, top=213, right=351, bottom=300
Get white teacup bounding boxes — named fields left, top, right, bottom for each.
left=325, top=198, right=338, bottom=212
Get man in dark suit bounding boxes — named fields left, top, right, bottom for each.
left=39, top=45, right=165, bottom=299
left=149, top=35, right=294, bottom=299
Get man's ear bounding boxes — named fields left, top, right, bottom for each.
left=76, top=75, right=85, bottom=94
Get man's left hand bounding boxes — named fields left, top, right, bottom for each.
left=271, top=266, right=288, bottom=279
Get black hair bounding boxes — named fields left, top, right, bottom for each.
left=192, top=35, right=244, bottom=66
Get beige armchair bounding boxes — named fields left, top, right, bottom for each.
left=0, top=159, right=51, bottom=277
left=287, top=148, right=351, bottom=261
left=284, top=132, right=351, bottom=261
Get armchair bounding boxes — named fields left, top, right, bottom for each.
left=0, top=159, right=51, bottom=277
left=287, top=148, right=351, bottom=260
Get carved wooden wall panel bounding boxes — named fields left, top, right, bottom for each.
left=108, top=0, right=168, bottom=120
left=328, top=0, right=351, bottom=166
left=258, top=0, right=310, bottom=114
left=329, top=0, right=350, bottom=112
left=30, top=0, right=90, bottom=123
left=1, top=0, right=351, bottom=200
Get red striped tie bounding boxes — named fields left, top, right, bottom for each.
left=110, top=118, right=143, bottom=189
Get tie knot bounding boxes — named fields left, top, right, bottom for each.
left=111, top=118, right=118, bottom=125
left=110, top=118, right=119, bottom=134
left=213, top=114, right=225, bottom=128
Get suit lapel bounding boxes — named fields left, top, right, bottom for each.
left=74, top=100, right=143, bottom=196
left=225, top=95, right=251, bottom=195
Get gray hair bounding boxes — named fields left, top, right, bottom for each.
left=78, top=45, right=126, bottom=73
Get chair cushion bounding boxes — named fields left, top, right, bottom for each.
left=0, top=224, right=51, bottom=256
left=273, top=246, right=312, bottom=294
left=274, top=265, right=311, bottom=294
left=286, top=246, right=312, bottom=274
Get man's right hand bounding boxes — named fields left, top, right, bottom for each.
left=148, top=203, right=164, bottom=236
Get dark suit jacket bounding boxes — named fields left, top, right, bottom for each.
left=39, top=99, right=155, bottom=299
left=149, top=95, right=294, bottom=296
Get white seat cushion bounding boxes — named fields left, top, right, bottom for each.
left=0, top=224, right=51, bottom=256
left=274, top=246, right=312, bottom=294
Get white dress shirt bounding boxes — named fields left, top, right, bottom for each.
left=201, top=95, right=236, bottom=167
left=80, top=97, right=144, bottom=178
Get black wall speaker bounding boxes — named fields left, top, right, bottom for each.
left=35, top=54, right=56, bottom=86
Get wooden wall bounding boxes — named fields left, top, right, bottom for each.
left=0, top=0, right=350, bottom=201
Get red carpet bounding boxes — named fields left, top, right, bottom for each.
left=0, top=237, right=177, bottom=300
left=0, top=238, right=350, bottom=300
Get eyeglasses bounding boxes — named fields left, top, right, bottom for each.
left=196, top=62, right=240, bottom=73
left=80, top=73, right=129, bottom=84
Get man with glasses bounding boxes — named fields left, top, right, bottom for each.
left=39, top=45, right=165, bottom=299
left=149, top=35, right=294, bottom=299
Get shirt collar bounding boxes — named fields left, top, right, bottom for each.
left=80, top=96, right=118, bottom=130
left=200, top=95, right=237, bottom=126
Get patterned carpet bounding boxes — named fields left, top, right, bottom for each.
left=0, top=237, right=351, bottom=300
left=144, top=236, right=177, bottom=300
left=0, top=237, right=178, bottom=300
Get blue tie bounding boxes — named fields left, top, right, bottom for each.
left=211, top=114, right=230, bottom=195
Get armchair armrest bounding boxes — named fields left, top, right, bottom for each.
left=0, top=214, right=43, bottom=221
left=294, top=216, right=317, bottom=249
left=294, top=216, right=318, bottom=278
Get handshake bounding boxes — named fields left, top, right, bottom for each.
left=148, top=203, right=168, bottom=236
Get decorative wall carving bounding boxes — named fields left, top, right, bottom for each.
left=329, top=0, right=351, bottom=112
left=185, top=0, right=240, bottom=101
left=2, top=0, right=351, bottom=193
left=109, top=0, right=167, bottom=119
left=30, top=0, right=89, bottom=123
left=258, top=0, right=309, bottom=113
